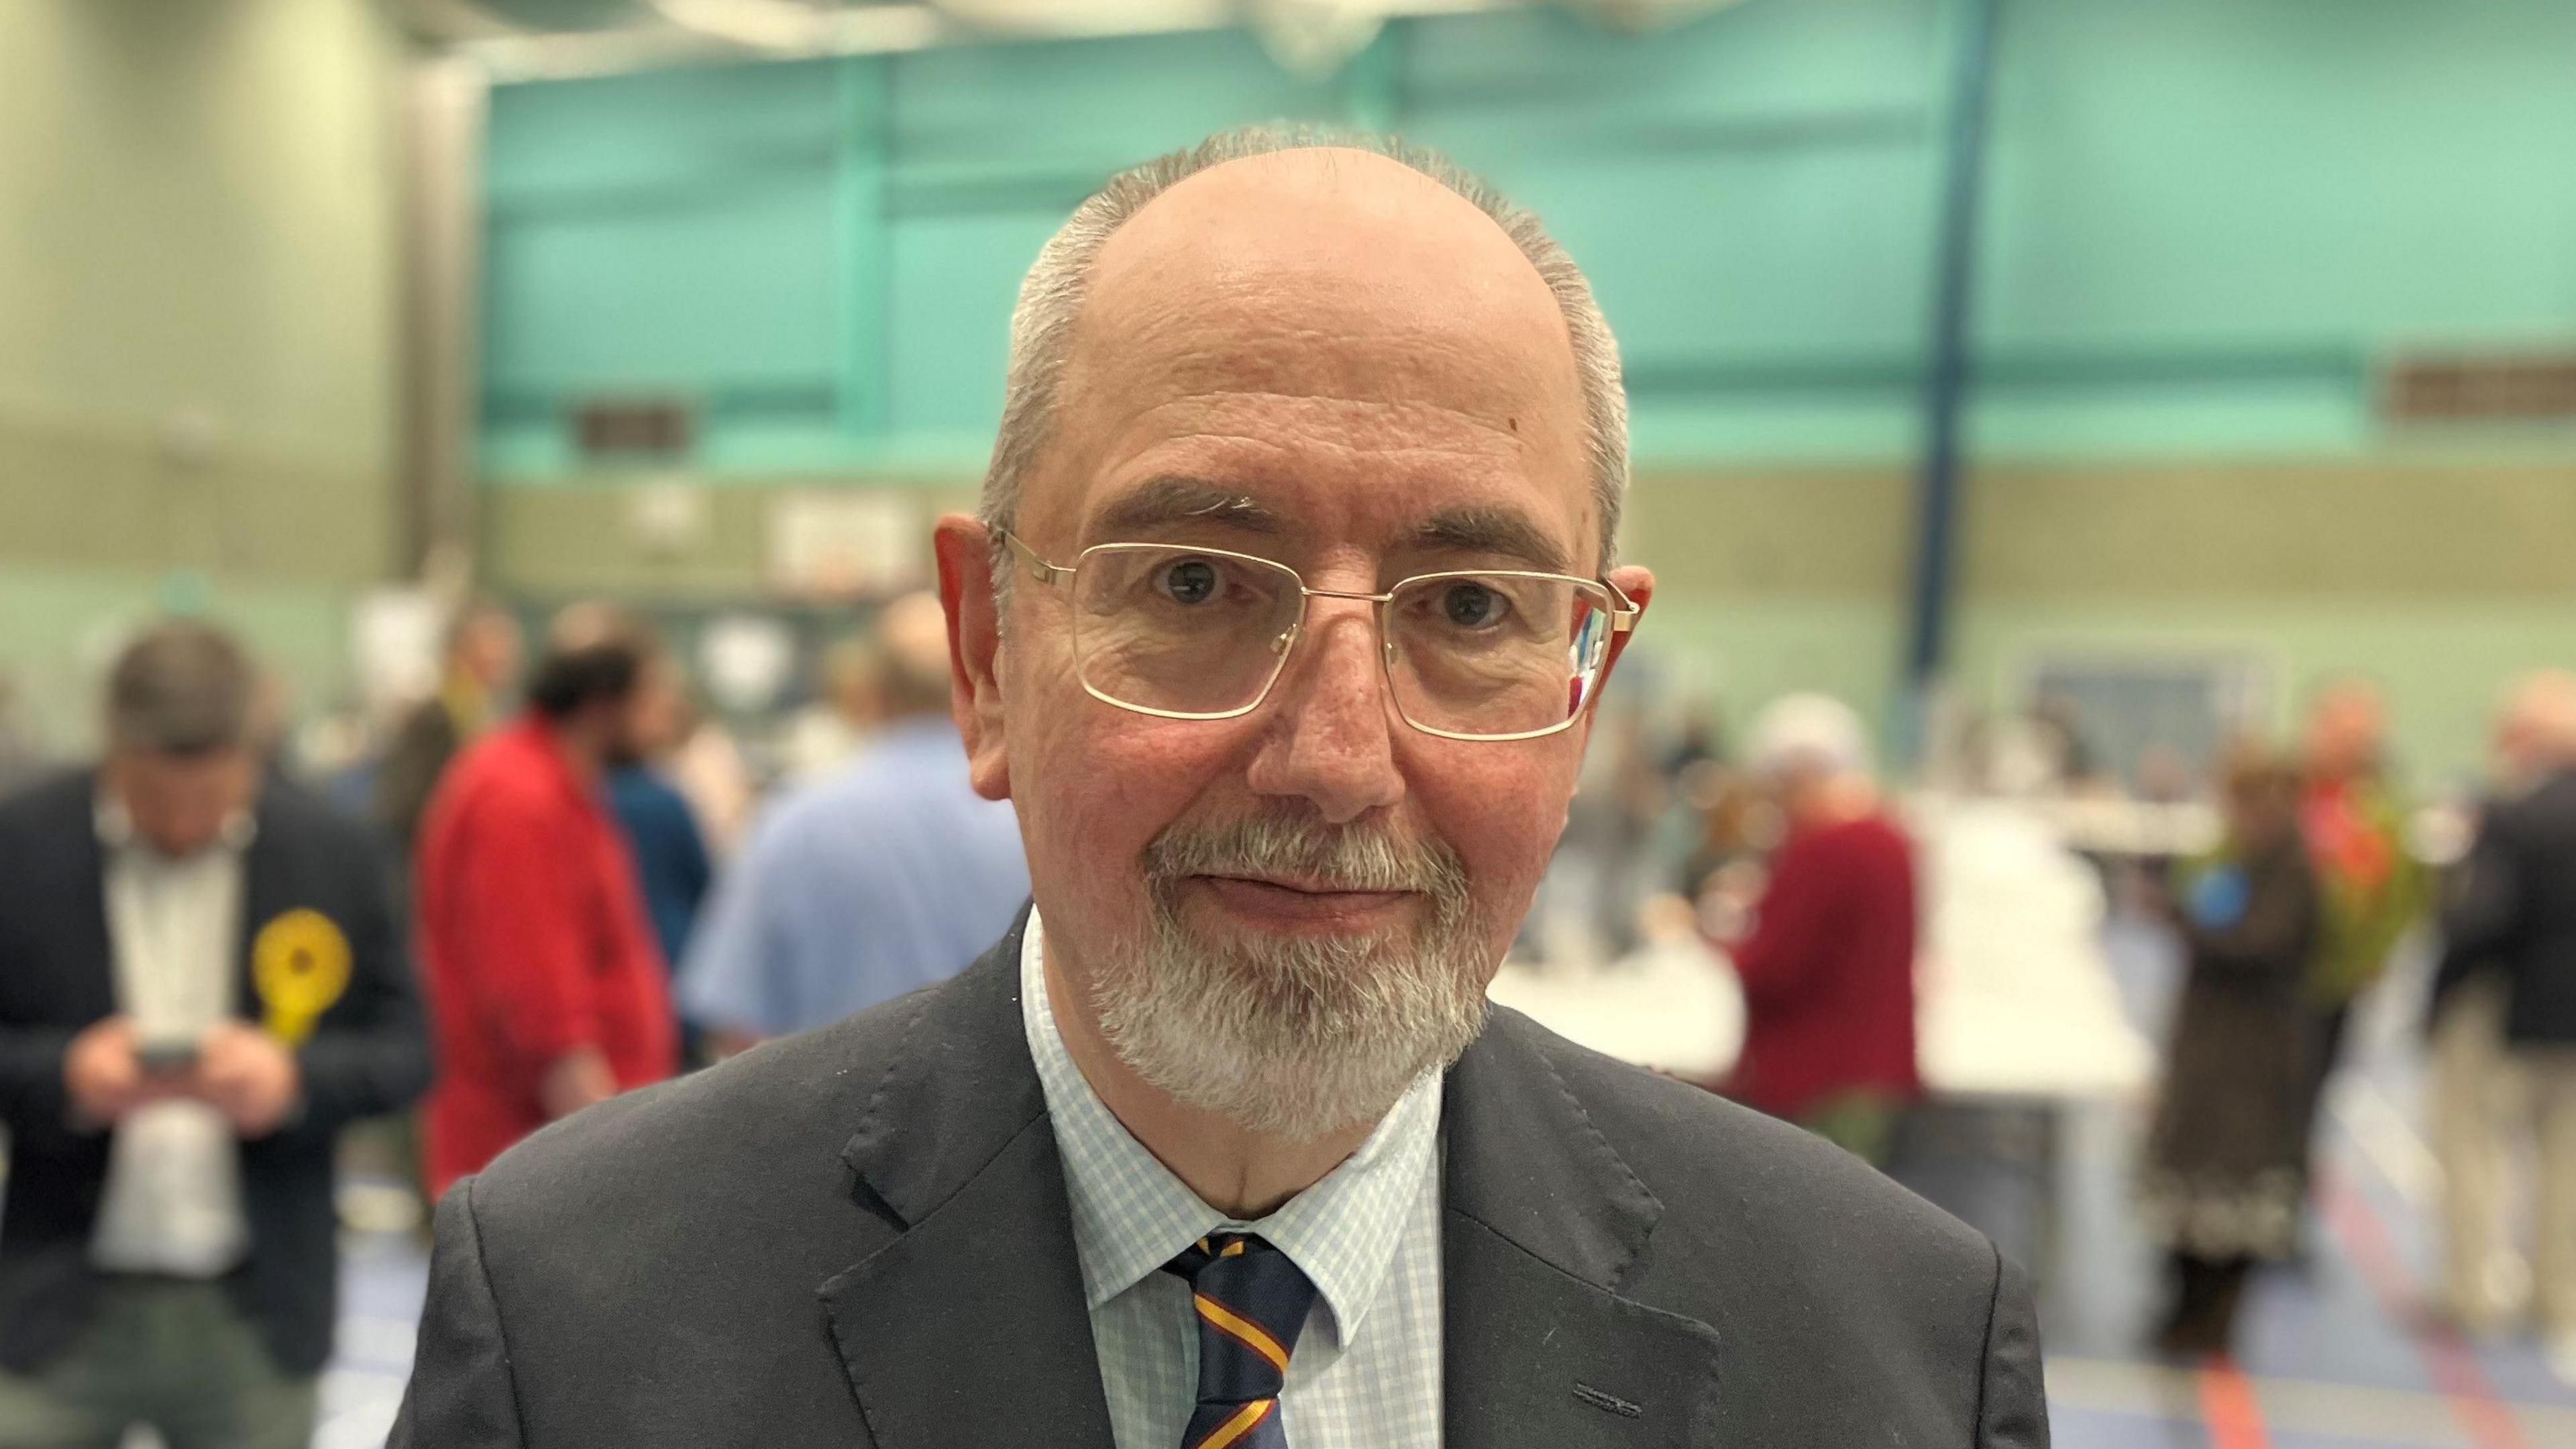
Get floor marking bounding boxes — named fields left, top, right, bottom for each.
left=2196, top=1358, right=2274, bottom=1449
left=2049, top=1355, right=2576, bottom=1447
left=2318, top=1171, right=2537, bottom=1449
left=2332, top=1077, right=2442, bottom=1213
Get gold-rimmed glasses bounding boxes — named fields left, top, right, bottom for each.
left=1002, top=531, right=1638, bottom=742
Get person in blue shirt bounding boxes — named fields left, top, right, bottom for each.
left=603, top=647, right=714, bottom=981
left=606, top=760, right=712, bottom=983
left=679, top=594, right=1026, bottom=1052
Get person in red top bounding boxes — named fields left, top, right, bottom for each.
left=1716, top=694, right=1920, bottom=1165
left=415, top=606, right=680, bottom=1200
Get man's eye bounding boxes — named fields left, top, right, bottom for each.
left=1158, top=559, right=1220, bottom=604
left=1441, top=583, right=1509, bottom=629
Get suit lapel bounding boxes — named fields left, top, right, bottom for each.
left=61, top=778, right=117, bottom=1022
left=818, top=918, right=1116, bottom=1449
left=232, top=792, right=290, bottom=1020
left=1442, top=1009, right=1728, bottom=1447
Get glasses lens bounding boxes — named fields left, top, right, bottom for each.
left=1385, top=574, right=1612, bottom=738
left=1071, top=545, right=1304, bottom=716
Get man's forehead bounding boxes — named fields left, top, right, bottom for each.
left=1088, top=470, right=1581, bottom=576
left=1114, top=146, right=1514, bottom=257
left=1078, top=148, right=1569, bottom=362
left=1038, top=148, right=1592, bottom=540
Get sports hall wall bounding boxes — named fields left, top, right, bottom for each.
left=468, top=0, right=2576, bottom=782
left=0, top=0, right=407, bottom=747
left=6, top=0, right=2571, bottom=782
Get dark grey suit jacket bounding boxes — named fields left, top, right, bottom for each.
left=392, top=918, right=2047, bottom=1446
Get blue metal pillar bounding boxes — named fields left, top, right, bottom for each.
left=1900, top=0, right=2002, bottom=762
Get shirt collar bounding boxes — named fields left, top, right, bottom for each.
left=1019, top=908, right=1440, bottom=1344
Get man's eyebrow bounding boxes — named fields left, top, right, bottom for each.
left=1090, top=476, right=1285, bottom=539
left=1410, top=505, right=1573, bottom=574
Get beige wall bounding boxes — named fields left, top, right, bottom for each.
left=0, top=0, right=405, bottom=748
left=1618, top=462, right=2576, bottom=784
left=478, top=480, right=979, bottom=604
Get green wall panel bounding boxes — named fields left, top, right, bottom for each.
left=485, top=179, right=845, bottom=392
left=1980, top=0, right=2576, bottom=347
left=884, top=209, right=1055, bottom=441
left=476, top=0, right=2576, bottom=482
left=484, top=58, right=845, bottom=201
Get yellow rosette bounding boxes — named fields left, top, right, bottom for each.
left=252, top=908, right=352, bottom=1047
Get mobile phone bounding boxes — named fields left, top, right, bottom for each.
left=136, top=1038, right=199, bottom=1076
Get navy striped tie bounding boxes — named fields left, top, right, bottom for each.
left=1162, top=1232, right=1318, bottom=1449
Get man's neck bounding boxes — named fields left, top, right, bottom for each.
left=1040, top=936, right=1373, bottom=1220
left=1791, top=775, right=1877, bottom=831
left=541, top=714, right=607, bottom=786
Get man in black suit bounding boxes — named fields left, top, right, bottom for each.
left=396, top=127, right=2049, bottom=1448
left=2438, top=669, right=2576, bottom=1379
left=0, top=621, right=430, bottom=1447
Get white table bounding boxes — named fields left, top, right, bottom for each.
left=1487, top=935, right=1741, bottom=1081
left=1493, top=800, right=2159, bottom=1288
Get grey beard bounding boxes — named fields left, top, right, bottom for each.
left=1090, top=807, right=1490, bottom=1140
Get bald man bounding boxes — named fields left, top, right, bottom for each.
left=2435, top=672, right=2576, bottom=1375
left=394, top=130, right=2047, bottom=1449
left=676, top=592, right=1028, bottom=1054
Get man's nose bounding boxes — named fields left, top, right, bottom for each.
left=1243, top=600, right=1405, bottom=826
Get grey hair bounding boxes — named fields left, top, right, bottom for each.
left=105, top=621, right=256, bottom=757
left=977, top=123, right=1629, bottom=576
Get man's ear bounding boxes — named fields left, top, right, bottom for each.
left=1599, top=564, right=1656, bottom=688
left=933, top=513, right=1012, bottom=802
left=1565, top=564, right=1655, bottom=763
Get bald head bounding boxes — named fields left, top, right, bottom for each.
left=1042, top=147, right=1589, bottom=539
left=2498, top=669, right=2576, bottom=779
left=1083, top=147, right=1574, bottom=381
left=981, top=126, right=1625, bottom=572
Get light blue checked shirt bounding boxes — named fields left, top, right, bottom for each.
left=1020, top=912, right=1446, bottom=1448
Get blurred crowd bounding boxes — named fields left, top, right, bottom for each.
left=4, top=599, right=2576, bottom=1441
left=0, top=596, right=1026, bottom=1445
left=1522, top=670, right=2576, bottom=1375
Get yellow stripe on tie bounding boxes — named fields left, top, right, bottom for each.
left=1220, top=1239, right=1248, bottom=1257
left=1193, top=1397, right=1275, bottom=1449
left=1194, top=1295, right=1290, bottom=1373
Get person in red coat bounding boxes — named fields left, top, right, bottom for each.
left=415, top=607, right=680, bottom=1201
left=1717, top=694, right=1920, bottom=1165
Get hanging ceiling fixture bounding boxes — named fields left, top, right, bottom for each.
left=402, top=1, right=1759, bottom=81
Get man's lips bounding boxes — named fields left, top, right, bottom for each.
left=1188, top=873, right=1420, bottom=928
left=1199, top=871, right=1408, bottom=899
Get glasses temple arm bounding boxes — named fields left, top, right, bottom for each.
left=1602, top=576, right=1642, bottom=631
left=1001, top=530, right=1072, bottom=588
